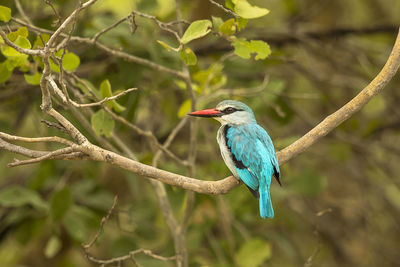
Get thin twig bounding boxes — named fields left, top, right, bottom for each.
left=46, top=0, right=98, bottom=49
left=15, top=0, right=33, bottom=25
left=83, top=195, right=118, bottom=249
left=40, top=120, right=69, bottom=134
left=104, top=107, right=189, bottom=166
left=0, top=132, right=74, bottom=146
left=73, top=88, right=137, bottom=107
left=92, top=14, right=132, bottom=43
left=86, top=248, right=176, bottom=265
left=44, top=0, right=62, bottom=26
left=47, top=75, right=138, bottom=107
left=209, top=0, right=239, bottom=18
left=132, top=10, right=181, bottom=42
left=0, top=138, right=86, bottom=160
left=8, top=146, right=77, bottom=167
left=11, top=18, right=187, bottom=79
left=0, top=29, right=44, bottom=56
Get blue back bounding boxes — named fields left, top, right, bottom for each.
left=225, top=123, right=280, bottom=218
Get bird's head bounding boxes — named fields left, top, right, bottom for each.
left=188, top=100, right=256, bottom=125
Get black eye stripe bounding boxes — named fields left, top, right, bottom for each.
left=221, top=107, right=243, bottom=114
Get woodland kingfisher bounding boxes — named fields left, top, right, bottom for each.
left=188, top=100, right=281, bottom=218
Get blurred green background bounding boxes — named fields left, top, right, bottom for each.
left=0, top=0, right=399, bottom=266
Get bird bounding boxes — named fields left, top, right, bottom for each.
left=188, top=100, right=281, bottom=218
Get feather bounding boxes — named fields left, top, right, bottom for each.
left=223, top=123, right=278, bottom=218
left=259, top=186, right=274, bottom=218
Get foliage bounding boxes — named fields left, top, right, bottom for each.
left=0, top=0, right=399, bottom=267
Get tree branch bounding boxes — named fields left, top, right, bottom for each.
left=74, top=28, right=400, bottom=194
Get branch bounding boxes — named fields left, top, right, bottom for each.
left=0, top=132, right=74, bottom=146
left=11, top=18, right=187, bottom=79
left=0, top=28, right=44, bottom=56
left=2, top=29, right=398, bottom=194
left=8, top=146, right=77, bottom=167
left=277, top=27, right=400, bottom=164
left=209, top=0, right=239, bottom=18
left=0, top=138, right=86, bottom=161
left=194, top=25, right=399, bottom=54
left=46, top=0, right=98, bottom=49
left=86, top=248, right=176, bottom=265
left=92, top=14, right=132, bottom=43
left=75, top=28, right=400, bottom=194
left=83, top=195, right=118, bottom=250
left=83, top=195, right=176, bottom=265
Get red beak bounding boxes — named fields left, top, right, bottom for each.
left=188, top=108, right=222, bottom=117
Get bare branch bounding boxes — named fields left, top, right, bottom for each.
left=86, top=248, right=176, bottom=265
left=46, top=108, right=88, bottom=145
left=70, top=28, right=400, bottom=195
left=47, top=74, right=138, bottom=107
left=277, top=27, right=400, bottom=164
left=0, top=138, right=86, bottom=161
left=83, top=195, right=176, bottom=265
left=46, top=0, right=98, bottom=49
left=0, top=132, right=74, bottom=146
left=83, top=195, right=118, bottom=250
left=209, top=0, right=239, bottom=18
left=15, top=0, right=33, bottom=25
left=40, top=119, right=69, bottom=134
left=0, top=28, right=44, bottom=56
left=8, top=146, right=77, bottom=167
left=72, top=88, right=137, bottom=108
left=44, top=0, right=62, bottom=26
left=104, top=107, right=189, bottom=166
left=11, top=18, right=188, bottom=79
left=92, top=14, right=132, bottom=43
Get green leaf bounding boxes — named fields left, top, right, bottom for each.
left=157, top=40, right=179, bottom=52
left=6, top=56, right=26, bottom=71
left=232, top=0, right=270, bottom=19
left=0, top=185, right=48, bottom=211
left=232, top=38, right=271, bottom=60
left=77, top=79, right=101, bottom=98
left=62, top=52, right=80, bottom=71
left=178, top=99, right=191, bottom=118
left=44, top=236, right=62, bottom=258
left=212, top=16, right=223, bottom=30
left=0, top=5, right=11, bottom=22
left=180, top=20, right=212, bottom=44
left=91, top=109, right=115, bottom=137
left=225, top=0, right=234, bottom=10
left=249, top=40, right=271, bottom=60
left=1, top=36, right=31, bottom=58
left=63, top=209, right=88, bottom=242
left=7, top=27, right=28, bottom=42
left=174, top=79, right=186, bottom=90
left=0, top=61, right=12, bottom=83
left=33, top=34, right=50, bottom=48
left=235, top=238, right=272, bottom=267
left=237, top=17, right=248, bottom=31
left=51, top=187, right=72, bottom=221
left=232, top=38, right=252, bottom=59
left=24, top=72, right=42, bottom=85
left=219, top=18, right=236, bottom=35
left=100, top=79, right=126, bottom=113
left=100, top=79, right=113, bottom=98
left=49, top=58, right=60, bottom=73
left=179, top=47, right=197, bottom=66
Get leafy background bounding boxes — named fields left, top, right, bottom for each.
left=0, top=0, right=399, bottom=266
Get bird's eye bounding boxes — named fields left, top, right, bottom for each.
left=223, top=107, right=236, bottom=114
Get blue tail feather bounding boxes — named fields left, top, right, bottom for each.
left=259, top=188, right=274, bottom=218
